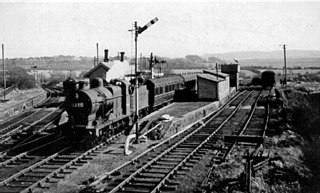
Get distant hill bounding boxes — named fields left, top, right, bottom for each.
left=205, top=50, right=320, bottom=61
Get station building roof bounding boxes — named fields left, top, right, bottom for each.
left=203, top=70, right=229, bottom=79
left=180, top=74, right=198, bottom=82
left=197, top=74, right=225, bottom=83
left=83, top=62, right=111, bottom=78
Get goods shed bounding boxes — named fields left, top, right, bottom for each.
left=197, top=74, right=229, bottom=101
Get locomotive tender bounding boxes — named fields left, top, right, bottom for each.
left=63, top=75, right=185, bottom=140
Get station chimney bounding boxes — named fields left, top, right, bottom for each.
left=120, top=52, right=125, bottom=62
left=104, top=49, right=109, bottom=62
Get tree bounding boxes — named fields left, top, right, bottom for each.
left=185, top=55, right=205, bottom=63
left=7, top=67, right=36, bottom=89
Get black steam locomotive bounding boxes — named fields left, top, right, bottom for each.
left=261, top=70, right=276, bottom=89
left=250, top=70, right=276, bottom=89
left=63, top=75, right=184, bottom=141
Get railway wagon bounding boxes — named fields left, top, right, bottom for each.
left=261, top=71, right=276, bottom=89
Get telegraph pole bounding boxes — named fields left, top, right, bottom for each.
left=2, top=44, right=6, bottom=100
left=282, top=44, right=287, bottom=85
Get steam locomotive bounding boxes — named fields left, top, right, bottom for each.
left=63, top=75, right=185, bottom=141
left=261, top=70, right=276, bottom=89
left=250, top=70, right=276, bottom=89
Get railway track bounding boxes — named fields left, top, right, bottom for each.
left=0, top=107, right=62, bottom=146
left=200, top=89, right=271, bottom=192
left=0, top=97, right=64, bottom=155
left=0, top=130, right=124, bottom=193
left=81, top=88, right=267, bottom=193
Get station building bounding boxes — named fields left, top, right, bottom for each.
left=197, top=71, right=230, bottom=101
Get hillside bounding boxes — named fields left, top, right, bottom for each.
left=4, top=55, right=225, bottom=72
left=4, top=56, right=94, bottom=71
left=205, top=50, right=320, bottom=61
left=240, top=58, right=320, bottom=68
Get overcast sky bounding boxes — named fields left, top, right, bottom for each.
left=0, top=1, right=319, bottom=58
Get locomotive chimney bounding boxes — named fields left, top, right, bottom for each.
left=104, top=49, right=109, bottom=62
left=120, top=52, right=125, bottom=62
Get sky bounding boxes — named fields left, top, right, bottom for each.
left=0, top=1, right=319, bottom=58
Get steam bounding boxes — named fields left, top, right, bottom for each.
left=106, top=60, right=132, bottom=81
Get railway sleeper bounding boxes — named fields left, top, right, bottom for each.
left=169, top=152, right=189, bottom=156
left=174, top=148, right=194, bottom=152
left=160, top=158, right=182, bottom=162
left=10, top=176, right=38, bottom=183
left=6, top=181, right=34, bottom=187
left=131, top=177, right=162, bottom=183
left=29, top=168, right=52, bottom=173
left=48, top=159, right=72, bottom=163
left=125, top=182, right=158, bottom=188
left=40, top=164, right=64, bottom=168
left=144, top=168, right=172, bottom=174
left=177, top=144, right=198, bottom=148
left=150, top=165, right=173, bottom=170
left=22, top=172, right=48, bottom=178
left=57, top=155, right=81, bottom=159
left=153, top=161, right=178, bottom=166
left=138, top=172, right=166, bottom=178
left=117, top=186, right=152, bottom=193
left=166, top=155, right=187, bottom=159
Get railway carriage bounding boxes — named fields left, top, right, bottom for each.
left=145, top=75, right=184, bottom=109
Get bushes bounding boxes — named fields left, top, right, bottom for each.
left=283, top=89, right=320, bottom=192
left=7, top=67, right=36, bottom=89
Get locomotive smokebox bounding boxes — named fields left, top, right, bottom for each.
left=120, top=52, right=125, bottom=62
left=78, top=80, right=87, bottom=90
left=104, top=49, right=109, bottom=62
